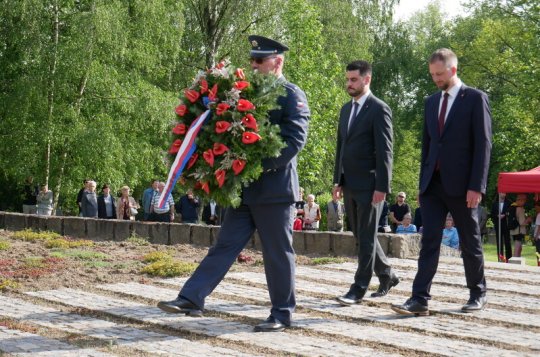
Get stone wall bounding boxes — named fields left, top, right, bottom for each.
left=0, top=211, right=460, bottom=259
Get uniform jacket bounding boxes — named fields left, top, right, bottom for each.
left=333, top=93, right=393, bottom=193
left=242, top=78, right=310, bottom=205
left=419, top=85, right=492, bottom=196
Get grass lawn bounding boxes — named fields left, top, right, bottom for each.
left=483, top=242, right=539, bottom=267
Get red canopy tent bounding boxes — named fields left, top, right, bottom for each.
left=498, top=166, right=540, bottom=194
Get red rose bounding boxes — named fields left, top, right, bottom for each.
left=175, top=104, right=187, bottom=116
left=215, top=121, right=231, bottom=134
left=235, top=68, right=246, bottom=80
left=203, top=149, right=214, bottom=167
left=215, top=61, right=225, bottom=69
left=216, top=102, right=231, bottom=116
left=232, top=159, right=246, bottom=175
left=168, top=139, right=182, bottom=154
left=200, top=79, right=208, bottom=94
left=194, top=182, right=202, bottom=190
left=185, top=89, right=200, bottom=103
left=187, top=153, right=198, bottom=169
left=208, top=84, right=218, bottom=101
left=233, top=81, right=250, bottom=91
left=172, top=123, right=186, bottom=135
left=201, top=182, right=210, bottom=194
left=215, top=169, right=226, bottom=188
left=242, top=132, right=262, bottom=144
left=241, top=114, right=258, bottom=131
left=213, top=143, right=229, bottom=155
left=237, top=99, right=255, bottom=112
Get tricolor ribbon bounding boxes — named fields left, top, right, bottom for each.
left=159, top=109, right=211, bottom=208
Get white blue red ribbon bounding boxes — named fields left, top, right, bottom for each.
left=159, top=109, right=211, bottom=208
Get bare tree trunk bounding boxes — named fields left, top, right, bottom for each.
left=45, top=0, right=59, bottom=191
left=52, top=1, right=95, bottom=215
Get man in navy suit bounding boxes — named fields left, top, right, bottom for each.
left=392, top=48, right=492, bottom=316
left=157, top=35, right=310, bottom=332
left=333, top=60, right=399, bottom=305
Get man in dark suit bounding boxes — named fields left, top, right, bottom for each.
left=490, top=192, right=512, bottom=261
left=201, top=199, right=223, bottom=225
left=157, top=35, right=310, bottom=332
left=392, top=48, right=492, bottom=316
left=333, top=60, right=398, bottom=305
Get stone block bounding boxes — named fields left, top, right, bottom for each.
left=62, top=217, right=87, bottom=238
left=292, top=230, right=306, bottom=254
left=209, top=226, right=221, bottom=246
left=86, top=219, right=114, bottom=241
left=114, top=220, right=132, bottom=241
left=4, top=213, right=28, bottom=232
left=305, top=231, right=330, bottom=254
left=47, top=216, right=64, bottom=235
left=377, top=234, right=392, bottom=256
left=132, top=221, right=152, bottom=240
left=150, top=223, right=170, bottom=245
left=27, top=215, right=48, bottom=232
left=508, top=257, right=526, bottom=265
left=439, top=244, right=461, bottom=258
left=0, top=211, right=4, bottom=229
left=170, top=223, right=191, bottom=245
left=390, top=233, right=422, bottom=259
left=191, top=224, right=212, bottom=247
left=331, top=231, right=357, bottom=257
left=252, top=230, right=262, bottom=250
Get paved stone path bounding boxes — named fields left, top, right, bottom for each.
left=0, top=256, right=538, bottom=356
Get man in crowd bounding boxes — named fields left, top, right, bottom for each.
left=142, top=179, right=159, bottom=221
left=333, top=60, right=399, bottom=304
left=97, top=184, right=117, bottom=219
left=389, top=192, right=411, bottom=232
left=176, top=189, right=200, bottom=224
left=392, top=48, right=492, bottom=316
left=149, top=182, right=175, bottom=222
left=157, top=35, right=310, bottom=332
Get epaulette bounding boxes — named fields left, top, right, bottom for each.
left=282, top=82, right=297, bottom=93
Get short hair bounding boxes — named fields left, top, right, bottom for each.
left=429, top=48, right=458, bottom=68
left=307, top=194, right=315, bottom=200
left=346, top=60, right=372, bottom=76
left=102, top=184, right=109, bottom=190
left=403, top=213, right=412, bottom=219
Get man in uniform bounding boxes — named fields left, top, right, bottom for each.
left=157, top=35, right=310, bottom=333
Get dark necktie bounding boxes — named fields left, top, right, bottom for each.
left=438, top=92, right=449, bottom=135
left=348, top=102, right=360, bottom=132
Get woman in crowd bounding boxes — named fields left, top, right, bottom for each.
left=396, top=213, right=417, bottom=234
left=303, top=194, right=321, bottom=230
left=36, top=184, right=53, bottom=216
left=116, top=186, right=140, bottom=221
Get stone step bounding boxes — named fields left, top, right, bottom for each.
left=383, top=258, right=540, bottom=283
left=287, top=266, right=540, bottom=313
left=162, top=273, right=540, bottom=350
left=224, top=269, right=540, bottom=329
left=99, top=282, right=534, bottom=356
left=296, top=265, right=540, bottom=297
left=0, top=296, right=254, bottom=357
left=0, top=325, right=115, bottom=357
left=26, top=288, right=398, bottom=357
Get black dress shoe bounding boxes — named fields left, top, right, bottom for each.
left=336, top=290, right=364, bottom=306
left=253, top=316, right=288, bottom=332
left=461, top=296, right=487, bottom=312
left=371, top=275, right=400, bottom=297
left=157, top=296, right=203, bottom=317
left=391, top=298, right=429, bottom=316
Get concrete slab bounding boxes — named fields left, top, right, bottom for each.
left=62, top=216, right=86, bottom=238
left=169, top=223, right=191, bottom=245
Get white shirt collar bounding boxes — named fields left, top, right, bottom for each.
left=352, top=90, right=371, bottom=108
left=443, top=79, right=462, bottom=99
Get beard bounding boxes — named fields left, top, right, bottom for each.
left=347, top=87, right=363, bottom=97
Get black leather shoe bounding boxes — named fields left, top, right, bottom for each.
left=371, top=275, right=400, bottom=297
left=391, top=298, right=429, bottom=316
left=157, top=296, right=203, bottom=317
left=336, top=290, right=364, bottom=306
left=253, top=316, right=288, bottom=332
left=461, top=296, right=487, bottom=312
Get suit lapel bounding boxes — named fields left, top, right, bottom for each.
left=340, top=102, right=352, bottom=138
left=347, top=94, right=371, bottom=136
left=441, top=85, right=467, bottom=135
